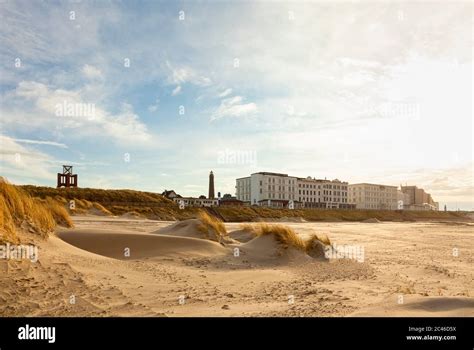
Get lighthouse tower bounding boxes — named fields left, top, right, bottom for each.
left=208, top=171, right=215, bottom=199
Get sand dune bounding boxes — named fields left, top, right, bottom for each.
left=153, top=218, right=235, bottom=244
left=57, top=229, right=228, bottom=260
left=238, top=234, right=311, bottom=265
left=2, top=217, right=473, bottom=317
left=228, top=229, right=256, bottom=243
left=153, top=219, right=205, bottom=237
left=351, top=296, right=474, bottom=317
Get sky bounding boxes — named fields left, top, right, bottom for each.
left=0, top=0, right=472, bottom=210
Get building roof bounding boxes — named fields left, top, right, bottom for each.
left=251, top=172, right=289, bottom=177
left=239, top=171, right=348, bottom=183
left=349, top=183, right=397, bottom=188
left=162, top=190, right=178, bottom=196
left=296, top=177, right=347, bottom=183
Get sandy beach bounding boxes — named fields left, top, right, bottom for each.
left=1, top=216, right=472, bottom=317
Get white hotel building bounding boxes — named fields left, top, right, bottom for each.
left=348, top=183, right=398, bottom=210
left=236, top=172, right=298, bottom=207
left=236, top=172, right=353, bottom=209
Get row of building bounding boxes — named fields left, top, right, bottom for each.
left=235, top=172, right=439, bottom=211
left=162, top=171, right=245, bottom=208
left=162, top=170, right=438, bottom=211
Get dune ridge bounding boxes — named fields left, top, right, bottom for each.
left=153, top=211, right=234, bottom=244
left=57, top=229, right=229, bottom=260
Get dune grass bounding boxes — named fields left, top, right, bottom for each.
left=241, top=223, right=306, bottom=251
left=41, top=197, right=74, bottom=228
left=306, top=233, right=331, bottom=246
left=196, top=210, right=228, bottom=241
left=0, top=182, right=73, bottom=243
left=20, top=185, right=195, bottom=220
left=67, top=198, right=113, bottom=216
left=21, top=185, right=173, bottom=204
left=239, top=223, right=257, bottom=232
left=241, top=223, right=331, bottom=255
left=92, top=202, right=112, bottom=215
left=0, top=192, right=18, bottom=243
left=304, top=233, right=331, bottom=259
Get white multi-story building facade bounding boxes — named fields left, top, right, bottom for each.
left=348, top=183, right=398, bottom=210
left=297, top=177, right=351, bottom=209
left=236, top=172, right=352, bottom=209
left=236, top=172, right=298, bottom=206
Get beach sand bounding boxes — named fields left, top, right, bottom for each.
left=1, top=216, right=473, bottom=317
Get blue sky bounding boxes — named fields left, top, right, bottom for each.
left=0, top=0, right=472, bottom=210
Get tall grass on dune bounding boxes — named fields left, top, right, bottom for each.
left=21, top=185, right=173, bottom=204
left=240, top=223, right=331, bottom=256
left=241, top=223, right=306, bottom=251
left=0, top=192, right=18, bottom=243
left=196, top=210, right=228, bottom=241
left=0, top=182, right=73, bottom=243
left=41, top=197, right=74, bottom=227
left=66, top=198, right=113, bottom=216
left=306, top=233, right=331, bottom=246
left=304, top=233, right=331, bottom=259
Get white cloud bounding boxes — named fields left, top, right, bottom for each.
left=218, top=88, right=233, bottom=98
left=148, top=98, right=160, bottom=112
left=82, top=64, right=103, bottom=80
left=0, top=135, right=56, bottom=182
left=165, top=61, right=212, bottom=87
left=2, top=81, right=151, bottom=145
left=211, top=96, right=257, bottom=121
left=12, top=138, right=68, bottom=149
left=171, top=85, right=182, bottom=96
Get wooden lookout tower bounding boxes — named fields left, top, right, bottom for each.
left=57, top=165, right=78, bottom=188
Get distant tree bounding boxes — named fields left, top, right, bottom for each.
left=199, top=195, right=206, bottom=199
left=223, top=193, right=232, bottom=199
